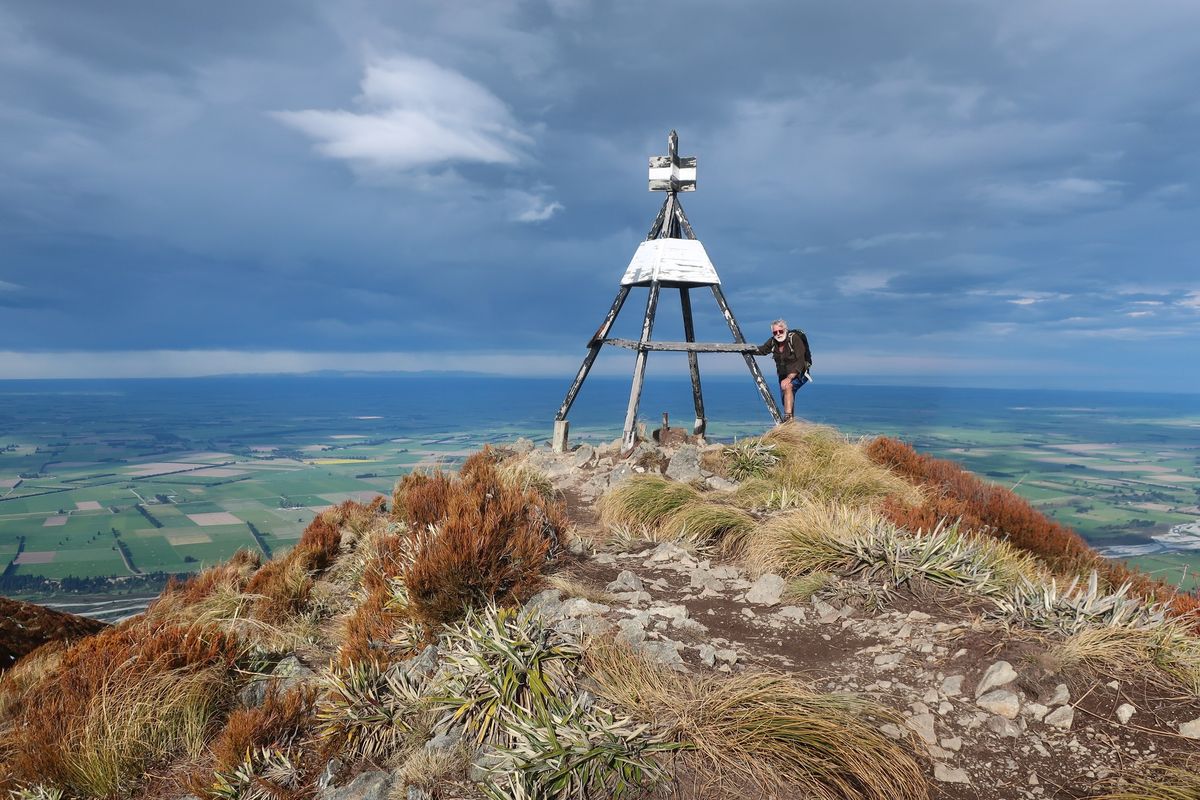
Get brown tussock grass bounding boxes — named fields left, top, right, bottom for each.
left=0, top=640, right=66, bottom=722
left=203, top=684, right=319, bottom=783
left=0, top=597, right=107, bottom=675
left=337, top=531, right=413, bottom=667
left=583, top=640, right=928, bottom=800
left=0, top=619, right=246, bottom=796
left=156, top=548, right=263, bottom=608
left=390, top=448, right=564, bottom=633
left=245, top=502, right=358, bottom=624
left=866, top=436, right=1200, bottom=620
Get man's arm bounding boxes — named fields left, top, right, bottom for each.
left=755, top=338, right=774, bottom=355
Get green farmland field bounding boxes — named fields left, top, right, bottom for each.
left=1, top=376, right=1197, bottom=606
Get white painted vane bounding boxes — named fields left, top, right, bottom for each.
left=620, top=239, right=720, bottom=286
left=648, top=129, right=696, bottom=192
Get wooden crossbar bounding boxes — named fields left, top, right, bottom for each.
left=601, top=338, right=757, bottom=353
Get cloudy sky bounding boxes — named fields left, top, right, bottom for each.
left=1, top=0, right=1198, bottom=391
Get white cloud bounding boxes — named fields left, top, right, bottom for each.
left=1181, top=292, right=1200, bottom=310
left=511, top=191, right=564, bottom=223
left=837, top=270, right=896, bottom=295
left=975, top=177, right=1121, bottom=213
left=274, top=56, right=532, bottom=173
left=0, top=280, right=20, bottom=291
left=847, top=231, right=942, bottom=250
left=1005, top=291, right=1069, bottom=305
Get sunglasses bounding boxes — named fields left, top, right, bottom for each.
left=772, top=329, right=786, bottom=334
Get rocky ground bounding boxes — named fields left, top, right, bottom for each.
left=511, top=436, right=1200, bottom=800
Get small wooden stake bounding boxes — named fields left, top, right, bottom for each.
left=551, top=419, right=570, bottom=454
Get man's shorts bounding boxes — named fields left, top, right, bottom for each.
left=788, top=374, right=809, bottom=392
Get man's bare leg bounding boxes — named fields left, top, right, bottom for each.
left=781, top=382, right=795, bottom=420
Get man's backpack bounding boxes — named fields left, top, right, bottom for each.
left=789, top=329, right=812, bottom=369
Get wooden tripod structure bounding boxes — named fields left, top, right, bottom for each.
left=552, top=130, right=782, bottom=453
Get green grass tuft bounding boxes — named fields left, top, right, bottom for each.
left=583, top=640, right=928, bottom=800
left=598, top=475, right=702, bottom=534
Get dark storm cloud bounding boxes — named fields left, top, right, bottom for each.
left=0, top=0, right=1198, bottom=389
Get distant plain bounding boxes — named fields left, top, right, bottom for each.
left=1, top=375, right=1197, bottom=621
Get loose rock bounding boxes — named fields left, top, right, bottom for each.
left=975, top=660, right=1018, bottom=697
left=665, top=445, right=702, bottom=483
left=321, top=770, right=393, bottom=800
left=746, top=573, right=785, bottom=606
left=905, top=713, right=937, bottom=745
left=1178, top=717, right=1200, bottom=739
left=976, top=689, right=1020, bottom=719
left=934, top=764, right=970, bottom=784
left=941, top=674, right=965, bottom=697
left=607, top=570, right=644, bottom=593
left=1047, top=684, right=1070, bottom=706
left=1044, top=705, right=1075, bottom=730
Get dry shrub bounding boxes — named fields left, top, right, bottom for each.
left=337, top=532, right=413, bottom=666
left=0, top=620, right=245, bottom=796
left=246, top=510, right=345, bottom=624
left=207, top=685, right=318, bottom=779
left=583, top=641, right=927, bottom=800
left=866, top=436, right=1200, bottom=619
left=0, top=640, right=66, bottom=722
left=391, top=450, right=564, bottom=632
left=740, top=499, right=884, bottom=578
left=698, top=447, right=729, bottom=480
left=391, top=743, right=472, bottom=798
left=158, top=549, right=263, bottom=607
left=547, top=572, right=615, bottom=605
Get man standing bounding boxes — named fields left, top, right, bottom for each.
left=756, top=319, right=811, bottom=422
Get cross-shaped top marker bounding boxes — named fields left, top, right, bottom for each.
left=648, top=129, right=696, bottom=192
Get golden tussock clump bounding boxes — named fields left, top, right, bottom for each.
left=734, top=423, right=923, bottom=510
left=582, top=639, right=928, bottom=800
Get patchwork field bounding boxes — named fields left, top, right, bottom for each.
left=0, top=377, right=1197, bottom=600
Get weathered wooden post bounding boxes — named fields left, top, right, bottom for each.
left=553, top=130, right=781, bottom=453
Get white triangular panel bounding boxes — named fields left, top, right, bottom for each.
left=619, top=239, right=721, bottom=286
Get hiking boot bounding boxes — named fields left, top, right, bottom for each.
left=782, top=413, right=793, bottom=423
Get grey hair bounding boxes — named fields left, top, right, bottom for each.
left=771, top=318, right=788, bottom=329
